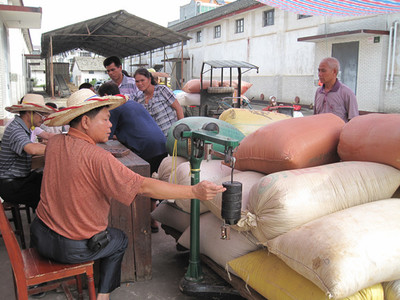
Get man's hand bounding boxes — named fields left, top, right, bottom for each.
left=192, top=180, right=226, bottom=201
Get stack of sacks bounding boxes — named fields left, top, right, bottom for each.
left=219, top=108, right=291, bottom=136
left=177, top=212, right=262, bottom=269
left=228, top=249, right=384, bottom=300
left=172, top=159, right=242, bottom=214
left=225, top=113, right=400, bottom=299
left=266, top=199, right=400, bottom=299
left=241, top=161, right=400, bottom=243
left=220, top=80, right=253, bottom=96
left=232, top=113, right=344, bottom=174
left=180, top=79, right=219, bottom=108
left=182, top=79, right=219, bottom=94
left=166, top=117, right=245, bottom=159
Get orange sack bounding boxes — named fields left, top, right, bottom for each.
left=182, top=79, right=219, bottom=93
left=233, top=113, right=345, bottom=174
left=338, top=113, right=400, bottom=169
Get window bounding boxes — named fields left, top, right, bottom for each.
left=89, top=71, right=94, bottom=74
left=214, top=25, right=221, bottom=38
left=196, top=31, right=202, bottom=43
left=298, top=14, right=312, bottom=19
left=263, top=9, right=274, bottom=27
left=235, top=18, right=244, bottom=33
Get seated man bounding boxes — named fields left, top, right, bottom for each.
left=30, top=89, right=225, bottom=300
left=0, top=94, right=56, bottom=209
left=98, top=82, right=169, bottom=233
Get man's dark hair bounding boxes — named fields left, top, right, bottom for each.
left=103, top=56, right=122, bottom=68
left=133, top=68, right=158, bottom=85
left=79, top=82, right=93, bottom=90
left=69, top=105, right=109, bottom=128
left=45, top=102, right=58, bottom=109
left=98, top=82, right=120, bottom=96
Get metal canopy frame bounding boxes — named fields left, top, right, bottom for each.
left=200, top=60, right=259, bottom=98
left=40, top=10, right=190, bottom=98
left=40, top=10, right=190, bottom=58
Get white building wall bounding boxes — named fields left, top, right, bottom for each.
left=9, top=28, right=29, bottom=104
left=0, top=22, right=10, bottom=121
left=129, top=6, right=400, bottom=113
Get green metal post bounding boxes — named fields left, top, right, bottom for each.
left=184, top=156, right=203, bottom=281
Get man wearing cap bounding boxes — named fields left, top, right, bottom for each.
left=103, top=56, right=139, bottom=101
left=0, top=94, right=56, bottom=209
left=30, top=89, right=225, bottom=300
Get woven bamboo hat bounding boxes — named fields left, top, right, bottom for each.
left=5, top=94, right=57, bottom=114
left=44, top=89, right=127, bottom=126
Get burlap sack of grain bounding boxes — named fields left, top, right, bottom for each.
left=232, top=113, right=344, bottom=174
left=338, top=113, right=400, bottom=170
left=242, top=161, right=400, bottom=242
left=202, top=171, right=264, bottom=229
left=182, top=79, right=219, bottom=93
left=166, top=117, right=245, bottom=159
left=383, top=281, right=400, bottom=300
left=156, top=155, right=188, bottom=183
left=267, top=199, right=400, bottom=299
left=177, top=212, right=261, bottom=269
left=174, top=160, right=241, bottom=214
left=228, top=249, right=384, bottom=300
left=218, top=108, right=291, bottom=136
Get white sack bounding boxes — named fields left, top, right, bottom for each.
left=243, top=161, right=400, bottom=242
left=267, top=199, right=400, bottom=299
left=178, top=212, right=261, bottom=269
left=156, top=155, right=188, bottom=183
left=174, top=160, right=241, bottom=213
left=151, top=201, right=190, bottom=233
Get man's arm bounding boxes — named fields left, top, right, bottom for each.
left=138, top=177, right=225, bottom=201
left=24, top=142, right=46, bottom=155
left=38, top=131, right=56, bottom=140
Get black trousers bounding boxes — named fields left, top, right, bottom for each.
left=0, top=171, right=42, bottom=209
left=146, top=152, right=168, bottom=174
left=30, top=217, right=128, bottom=294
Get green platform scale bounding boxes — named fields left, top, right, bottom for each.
left=173, top=123, right=243, bottom=299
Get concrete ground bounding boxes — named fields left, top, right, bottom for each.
left=0, top=210, right=244, bottom=300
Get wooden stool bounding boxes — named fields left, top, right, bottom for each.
left=2, top=202, right=26, bottom=249
left=0, top=202, right=96, bottom=299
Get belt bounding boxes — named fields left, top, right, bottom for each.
left=0, top=178, right=17, bottom=184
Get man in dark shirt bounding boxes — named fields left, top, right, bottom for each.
left=98, top=82, right=168, bottom=232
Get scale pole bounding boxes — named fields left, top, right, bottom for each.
left=184, top=156, right=203, bottom=281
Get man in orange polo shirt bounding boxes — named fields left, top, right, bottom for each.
left=30, top=89, right=225, bottom=300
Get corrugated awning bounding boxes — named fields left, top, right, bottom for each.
left=255, top=0, right=400, bottom=16
left=40, top=10, right=190, bottom=59
left=203, top=60, right=259, bottom=70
